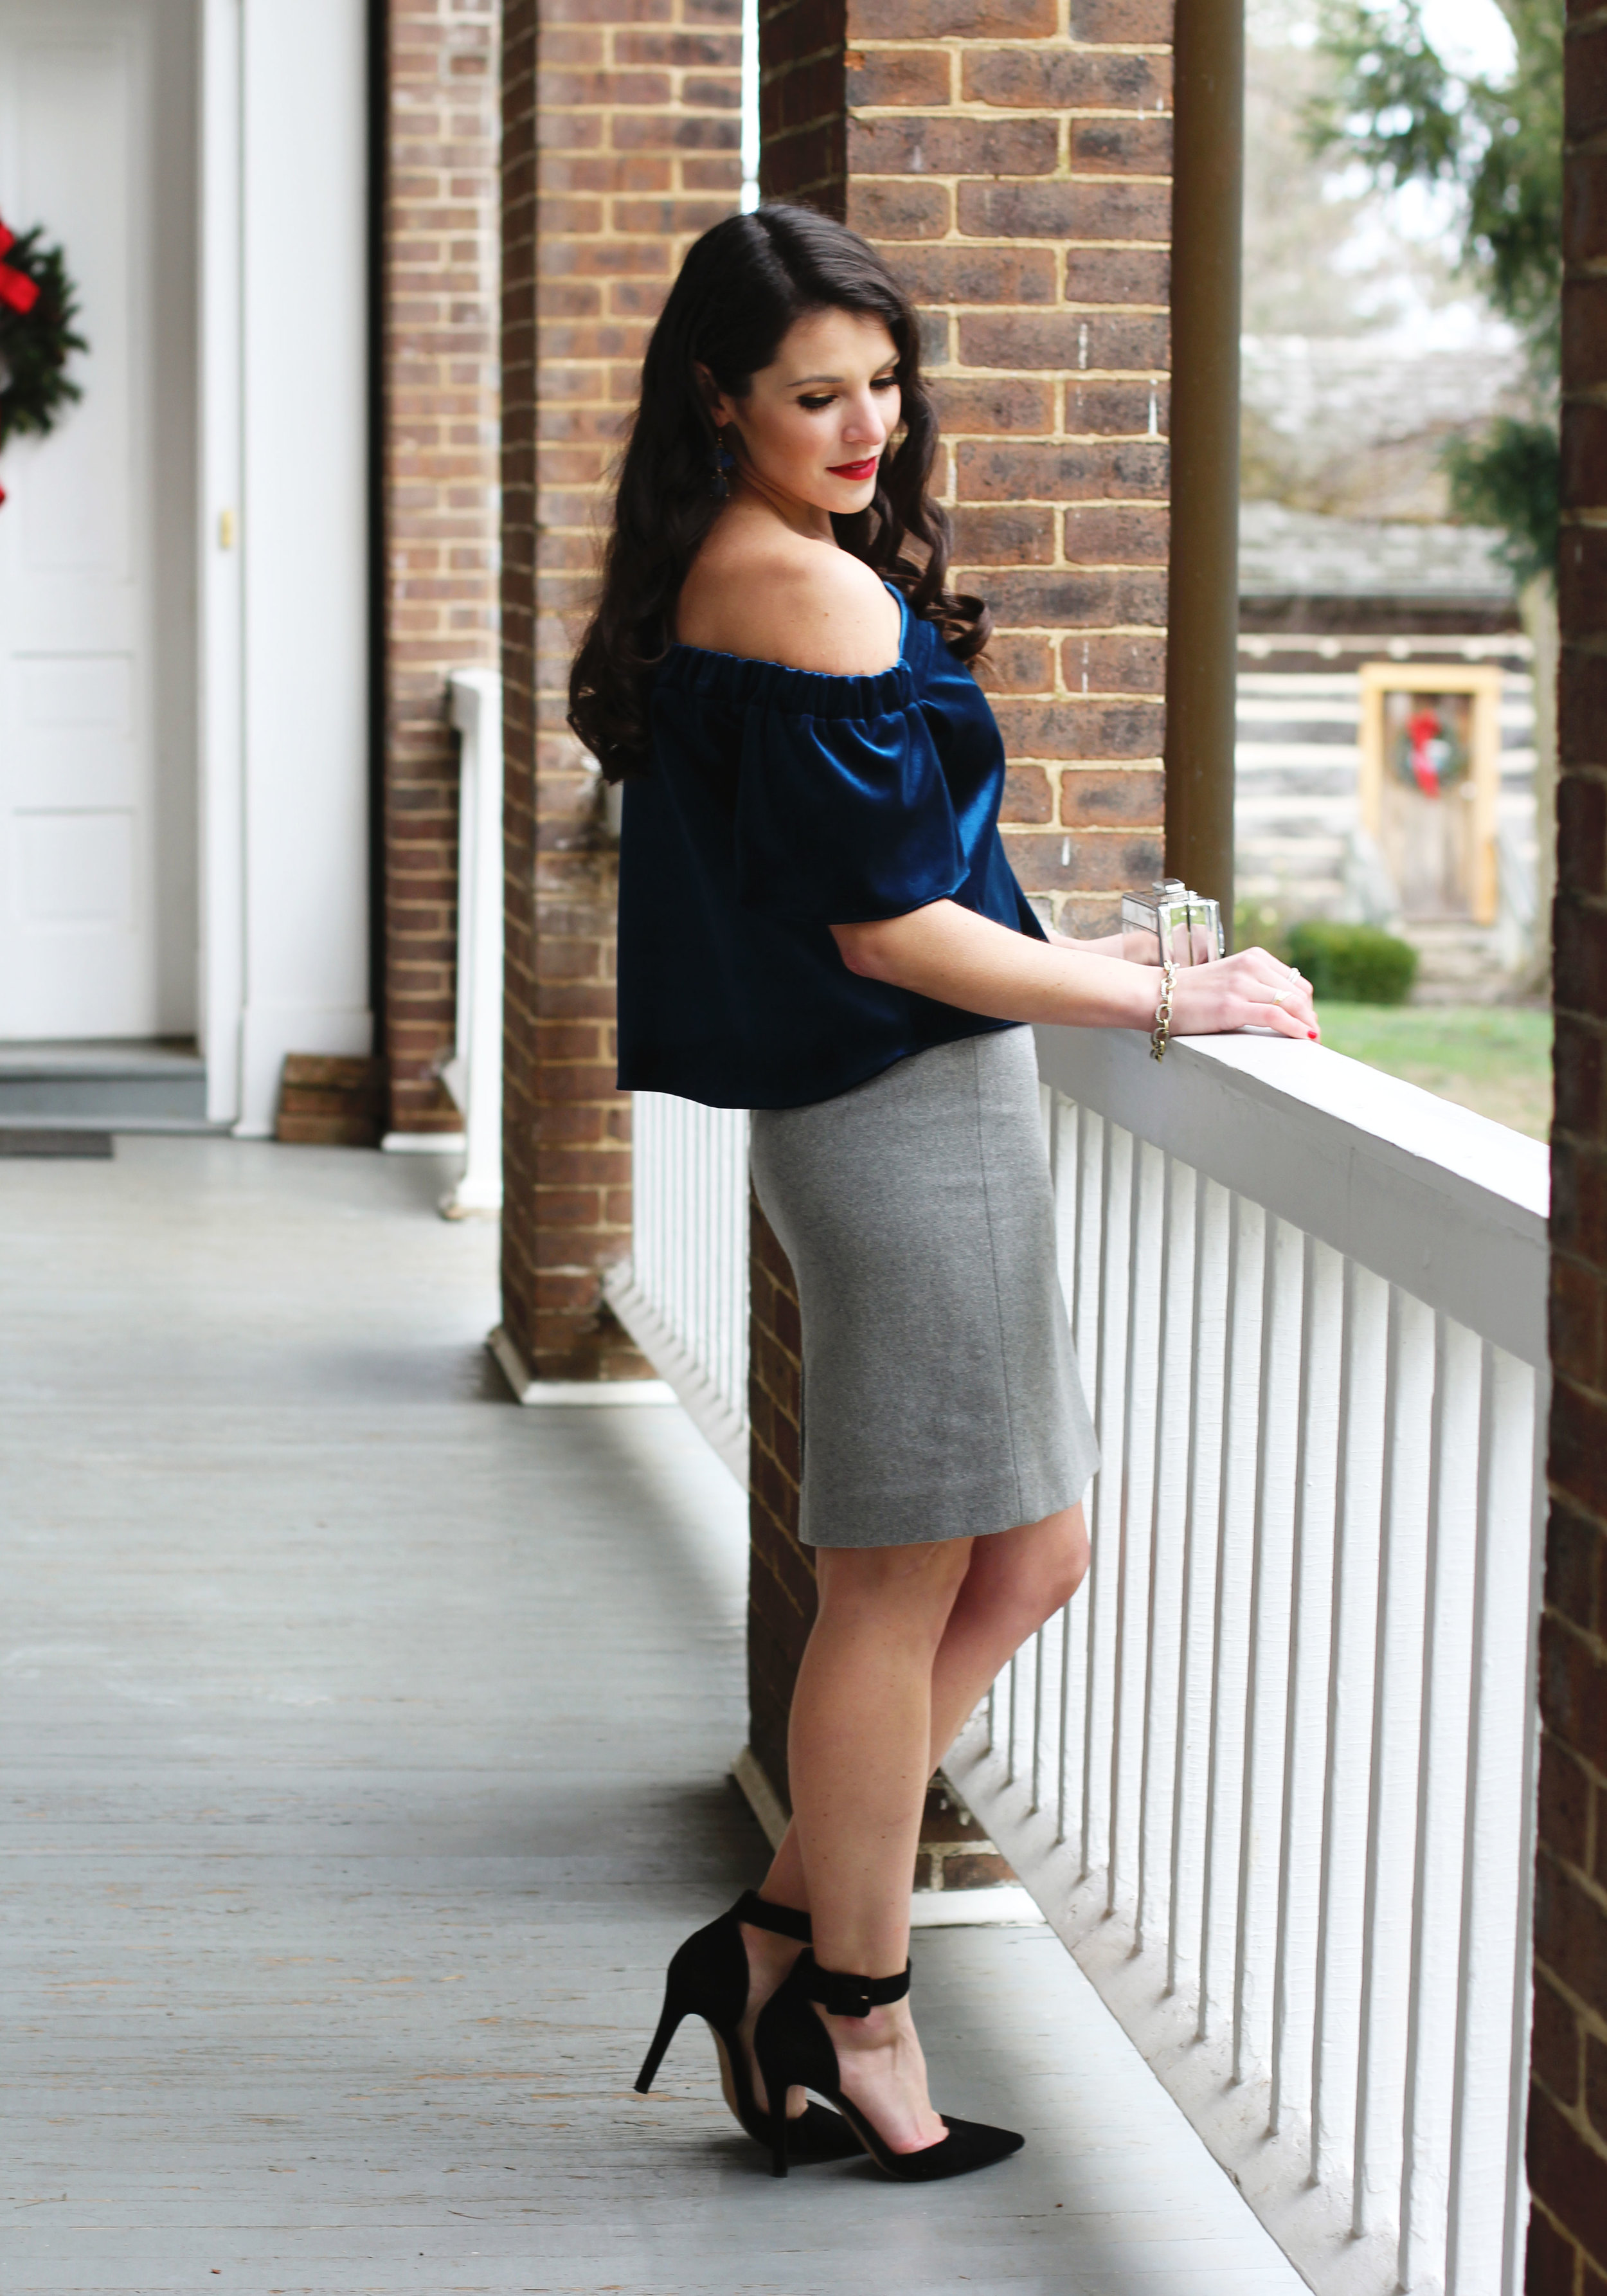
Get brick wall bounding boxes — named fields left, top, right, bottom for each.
left=499, top=0, right=742, bottom=1382
left=381, top=0, right=502, bottom=1134
left=748, top=1197, right=809, bottom=1792
left=1529, top=10, right=1607, bottom=2287
left=748, top=0, right=1172, bottom=1798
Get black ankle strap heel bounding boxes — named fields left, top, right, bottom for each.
left=804, top=1960, right=910, bottom=2018
left=733, top=1889, right=811, bottom=1944
left=753, top=1950, right=1025, bottom=2183
left=633, top=1896, right=860, bottom=2165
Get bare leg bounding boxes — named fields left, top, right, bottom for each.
left=740, top=1504, right=1089, bottom=2146
left=759, top=1505, right=1089, bottom=1907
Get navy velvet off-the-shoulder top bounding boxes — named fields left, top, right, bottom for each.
left=616, top=583, right=1045, bottom=1110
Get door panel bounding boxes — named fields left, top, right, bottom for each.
left=0, top=1, right=196, bottom=1039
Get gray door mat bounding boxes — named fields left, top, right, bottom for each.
left=0, top=1130, right=114, bottom=1159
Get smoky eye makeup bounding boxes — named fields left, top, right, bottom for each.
left=796, top=372, right=899, bottom=411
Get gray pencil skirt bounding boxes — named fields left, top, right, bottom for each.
left=748, top=1025, right=1100, bottom=1550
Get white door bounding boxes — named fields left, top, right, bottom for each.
left=0, top=0, right=197, bottom=1040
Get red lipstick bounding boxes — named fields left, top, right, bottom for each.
left=828, top=456, right=879, bottom=481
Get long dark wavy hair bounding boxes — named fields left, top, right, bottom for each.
left=568, top=203, right=989, bottom=782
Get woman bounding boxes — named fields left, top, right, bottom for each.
left=570, top=205, right=1318, bottom=2184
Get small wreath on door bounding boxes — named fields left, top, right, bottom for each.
left=0, top=214, right=88, bottom=502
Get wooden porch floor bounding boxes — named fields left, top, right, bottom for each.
left=1, top=1136, right=1307, bottom=2294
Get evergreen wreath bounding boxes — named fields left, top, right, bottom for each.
left=0, top=215, right=87, bottom=482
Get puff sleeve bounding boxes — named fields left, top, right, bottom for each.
left=733, top=672, right=967, bottom=926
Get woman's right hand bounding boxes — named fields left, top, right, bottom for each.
left=1169, top=947, right=1320, bottom=1043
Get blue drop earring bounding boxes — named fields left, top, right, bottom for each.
left=709, top=430, right=737, bottom=500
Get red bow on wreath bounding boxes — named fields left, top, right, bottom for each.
left=0, top=221, right=40, bottom=316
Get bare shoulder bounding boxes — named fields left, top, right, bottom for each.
left=676, top=528, right=901, bottom=676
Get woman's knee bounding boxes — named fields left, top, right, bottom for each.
left=1046, top=1505, right=1091, bottom=1613
left=964, top=1505, right=1089, bottom=1636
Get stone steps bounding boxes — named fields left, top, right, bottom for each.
left=0, top=1040, right=214, bottom=1128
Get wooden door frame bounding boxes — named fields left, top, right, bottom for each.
left=1357, top=662, right=1505, bottom=928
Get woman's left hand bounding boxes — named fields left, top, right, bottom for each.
left=1169, top=946, right=1320, bottom=1042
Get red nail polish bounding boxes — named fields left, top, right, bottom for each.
left=1308, top=1029, right=1318, bottom=1040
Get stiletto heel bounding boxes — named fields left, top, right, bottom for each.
left=634, top=1989, right=688, bottom=2093
left=769, top=2094, right=789, bottom=2180
left=635, top=1892, right=860, bottom=2163
left=752, top=1951, right=1025, bottom=2183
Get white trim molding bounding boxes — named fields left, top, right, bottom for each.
left=487, top=1324, right=676, bottom=1409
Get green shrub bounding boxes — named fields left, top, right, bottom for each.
left=1286, top=920, right=1418, bottom=1006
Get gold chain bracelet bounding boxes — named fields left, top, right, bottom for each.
left=1150, top=958, right=1177, bottom=1062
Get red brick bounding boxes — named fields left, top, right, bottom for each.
left=958, top=311, right=1171, bottom=375
left=1059, top=766, right=1166, bottom=825
left=848, top=113, right=1059, bottom=179
left=1529, top=2084, right=1607, bottom=2272
left=1528, top=2203, right=1583, bottom=2295
left=1559, top=773, right=1607, bottom=892
left=1561, top=527, right=1607, bottom=644
left=958, top=438, right=1168, bottom=502
left=1001, top=827, right=1165, bottom=892
left=962, top=46, right=1171, bottom=111
left=886, top=242, right=1057, bottom=307
left=843, top=46, right=950, bottom=107
left=1567, top=21, right=1607, bottom=144
left=977, top=568, right=1169, bottom=629
left=1064, top=502, right=1170, bottom=563
left=991, top=698, right=1165, bottom=760
left=1556, top=1013, right=1606, bottom=1141
left=1590, top=2030, right=1607, bottom=2150
left=1067, top=378, right=1169, bottom=435
left=1066, top=244, right=1171, bottom=305
left=1060, top=633, right=1167, bottom=694
left=928, top=377, right=1057, bottom=435
left=1554, top=1255, right=1606, bottom=1388
left=1001, top=765, right=1054, bottom=824
left=1536, top=1843, right=1607, bottom=2011
left=1554, top=1364, right=1607, bottom=1524
left=1066, top=0, right=1171, bottom=33
left=1068, top=114, right=1172, bottom=174
left=1556, top=905, right=1607, bottom=1042
left=848, top=0, right=1055, bottom=31
left=974, top=633, right=1055, bottom=692
left=950, top=504, right=1055, bottom=565
left=1564, top=402, right=1607, bottom=515
left=958, top=177, right=1172, bottom=244
left=1566, top=279, right=1607, bottom=395
left=1536, top=1967, right=1585, bottom=2106
left=845, top=177, right=951, bottom=238
left=1567, top=149, right=1607, bottom=267
left=1541, top=1728, right=1597, bottom=1874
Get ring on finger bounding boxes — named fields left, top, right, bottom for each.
left=1270, top=984, right=1289, bottom=1007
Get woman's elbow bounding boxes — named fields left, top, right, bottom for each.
left=831, top=920, right=902, bottom=981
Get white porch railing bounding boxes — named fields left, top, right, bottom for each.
left=944, top=1026, right=1548, bottom=2296
left=617, top=1024, right=1549, bottom=2296
left=602, top=1096, right=750, bottom=1481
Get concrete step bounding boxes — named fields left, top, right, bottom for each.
left=1402, top=921, right=1516, bottom=1006
left=0, top=1040, right=213, bottom=1128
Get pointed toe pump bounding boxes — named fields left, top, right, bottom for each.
left=634, top=1892, right=861, bottom=2164
left=752, top=1950, right=1025, bottom=2182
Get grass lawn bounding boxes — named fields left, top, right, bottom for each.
left=1315, top=1002, right=1553, bottom=1141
